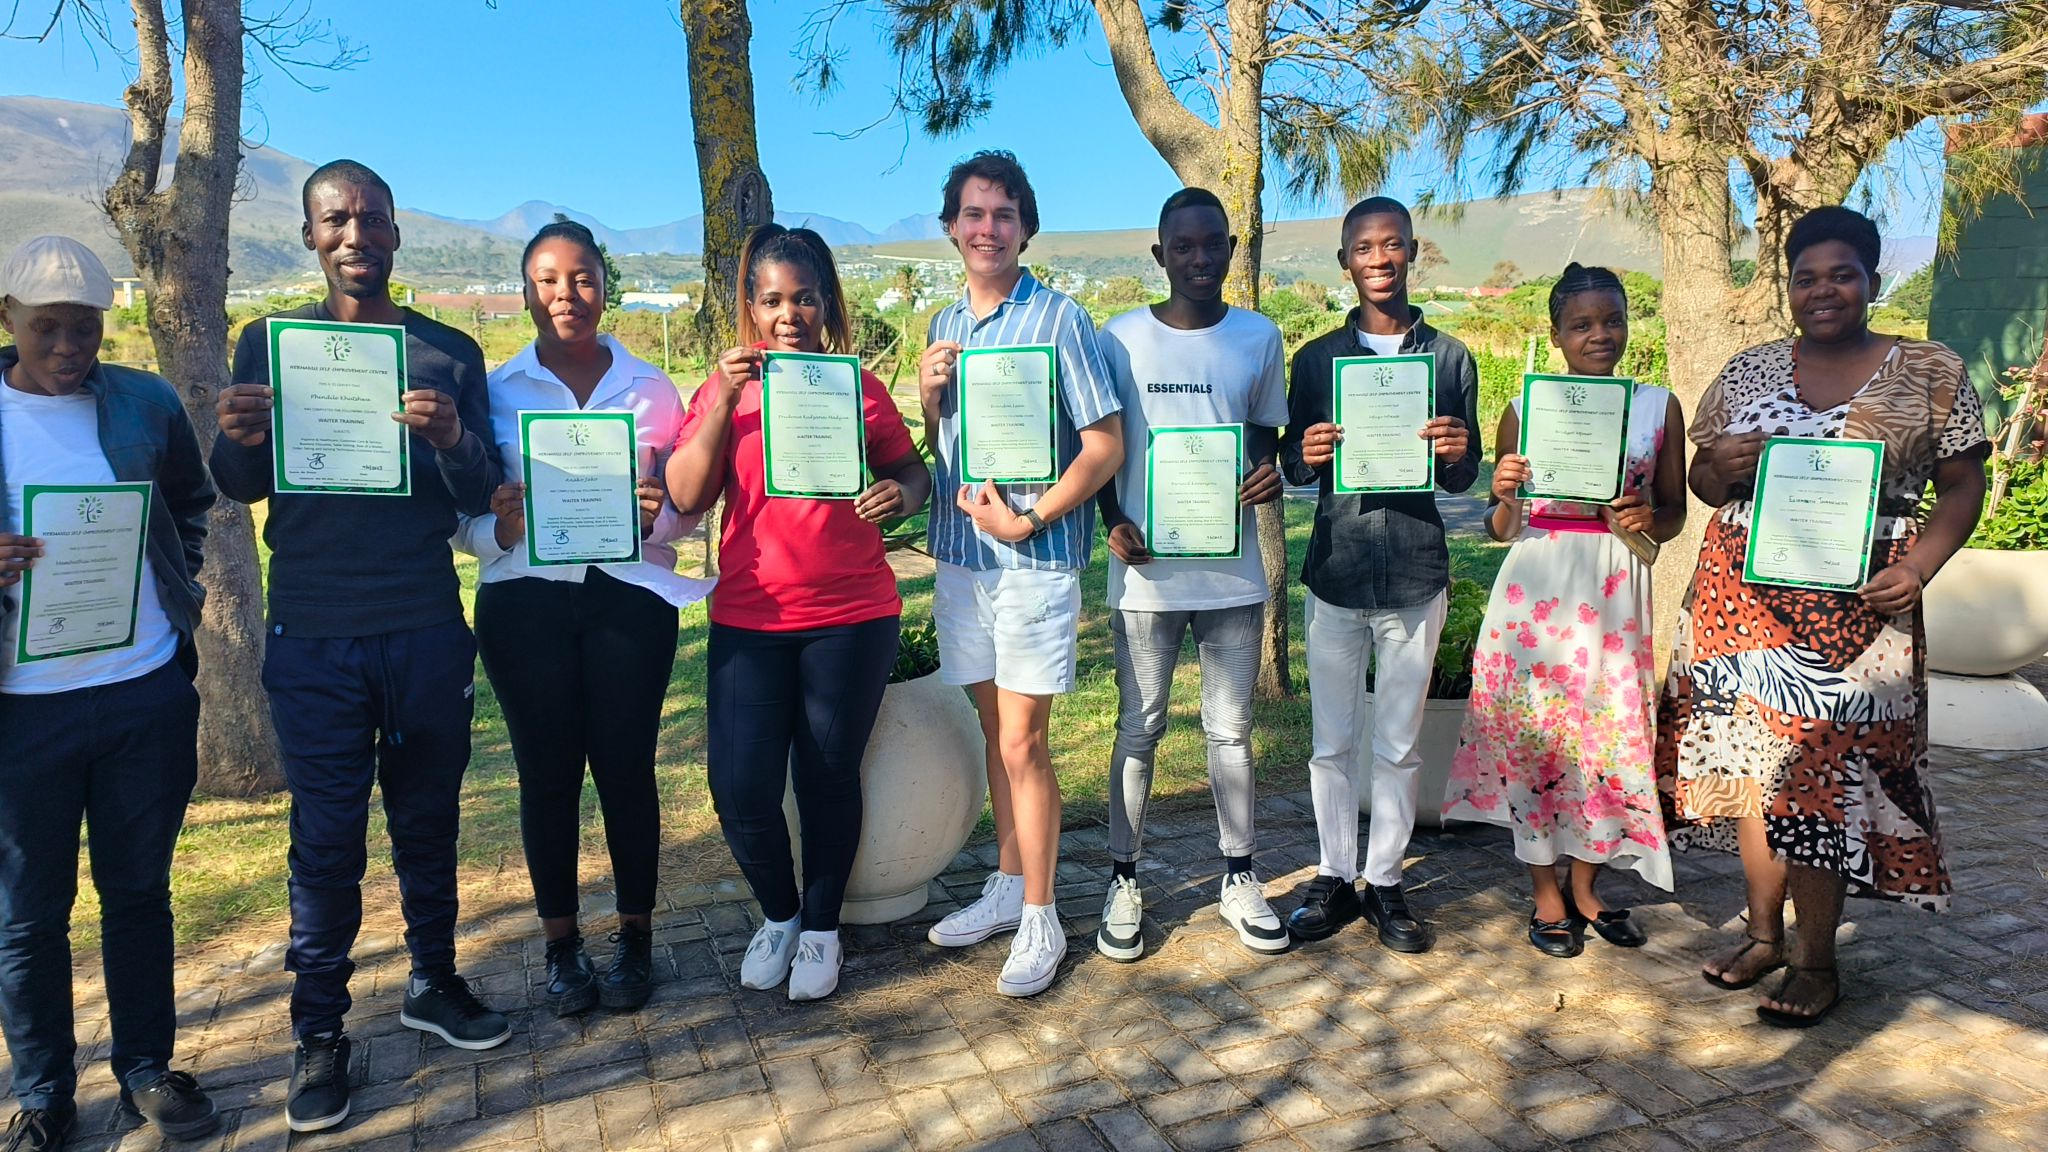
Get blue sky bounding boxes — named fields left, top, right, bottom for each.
left=1, top=0, right=1947, bottom=235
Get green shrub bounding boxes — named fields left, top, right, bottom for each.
left=1969, top=459, right=2048, bottom=551
left=892, top=617, right=943, bottom=683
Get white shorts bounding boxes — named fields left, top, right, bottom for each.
left=933, top=562, right=1082, bottom=695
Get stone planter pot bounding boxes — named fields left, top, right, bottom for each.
left=1923, top=547, right=2048, bottom=676
left=783, top=670, right=987, bottom=924
left=1356, top=694, right=1470, bottom=830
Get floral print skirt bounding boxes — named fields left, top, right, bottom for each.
left=1445, top=527, right=1672, bottom=889
left=1654, top=512, right=1949, bottom=910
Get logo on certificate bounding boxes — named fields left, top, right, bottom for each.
left=995, top=356, right=1019, bottom=379
left=567, top=423, right=592, bottom=447
left=323, top=334, right=352, bottom=363
left=76, top=495, right=104, bottom=524
left=1182, top=437, right=1204, bottom=456
left=1808, top=450, right=1831, bottom=473
left=1564, top=385, right=1587, bottom=406
left=802, top=363, right=825, bottom=387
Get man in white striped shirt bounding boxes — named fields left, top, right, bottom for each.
left=918, top=151, right=1124, bottom=998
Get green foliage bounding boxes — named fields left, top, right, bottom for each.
left=1473, top=345, right=1523, bottom=440
left=891, top=617, right=943, bottom=683
left=1730, top=259, right=1758, bottom=288
left=1872, top=264, right=1933, bottom=330
left=1621, top=271, right=1662, bottom=318
left=1969, top=459, right=2048, bottom=550
left=1431, top=578, right=1492, bottom=699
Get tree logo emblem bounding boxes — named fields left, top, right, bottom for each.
left=995, top=356, right=1019, bottom=378
left=1564, top=384, right=1588, bottom=406
left=567, top=423, right=592, bottom=447
left=1182, top=436, right=1204, bottom=456
left=323, top=334, right=351, bottom=363
left=802, top=363, right=825, bottom=387
left=1373, top=366, right=1394, bottom=387
left=76, top=496, right=105, bottom=524
left=1808, top=449, right=1831, bottom=473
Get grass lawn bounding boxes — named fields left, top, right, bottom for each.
left=101, top=489, right=1508, bottom=953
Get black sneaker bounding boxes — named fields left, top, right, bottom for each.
left=2, top=1109, right=72, bottom=1152
left=543, top=933, right=599, bottom=1016
left=599, top=924, right=654, bottom=1011
left=120, top=1070, right=219, bottom=1139
left=1285, top=874, right=1361, bottom=942
left=1363, top=882, right=1434, bottom=953
left=285, top=1031, right=351, bottom=1134
left=401, top=972, right=512, bottom=1050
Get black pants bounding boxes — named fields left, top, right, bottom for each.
left=476, top=571, right=677, bottom=921
left=264, top=618, right=477, bottom=1038
left=707, top=616, right=897, bottom=931
left=0, top=660, right=197, bottom=1112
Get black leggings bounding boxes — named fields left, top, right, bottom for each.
left=475, top=570, right=678, bottom=921
left=706, top=616, right=898, bottom=931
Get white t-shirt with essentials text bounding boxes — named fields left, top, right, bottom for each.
left=1099, top=306, right=1289, bottom=612
left=0, top=377, right=177, bottom=694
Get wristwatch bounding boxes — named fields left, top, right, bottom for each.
left=1021, top=508, right=1049, bottom=538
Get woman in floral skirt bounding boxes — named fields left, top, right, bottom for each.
left=1445, top=264, right=1688, bottom=957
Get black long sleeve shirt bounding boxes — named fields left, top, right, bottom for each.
left=1278, top=307, right=1481, bottom=611
left=209, top=302, right=500, bottom=637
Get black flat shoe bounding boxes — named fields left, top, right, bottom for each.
left=543, top=933, right=599, bottom=1016
left=1756, top=966, right=1843, bottom=1029
left=1564, top=895, right=1647, bottom=948
left=1362, top=883, right=1433, bottom=953
left=1527, top=913, right=1583, bottom=958
left=1286, top=874, right=1360, bottom=942
left=1701, top=932, right=1785, bottom=990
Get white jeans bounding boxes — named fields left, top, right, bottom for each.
left=1305, top=589, right=1447, bottom=887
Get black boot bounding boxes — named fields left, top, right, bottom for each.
left=600, top=923, right=655, bottom=1010
left=544, top=932, right=599, bottom=1016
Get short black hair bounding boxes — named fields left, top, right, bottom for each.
left=1341, top=195, right=1413, bottom=238
left=1547, top=262, right=1627, bottom=327
left=940, top=151, right=1039, bottom=243
left=1786, top=205, right=1881, bottom=276
left=522, top=216, right=606, bottom=290
left=302, top=159, right=394, bottom=220
left=1158, top=187, right=1227, bottom=236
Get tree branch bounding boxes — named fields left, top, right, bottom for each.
left=1091, top=0, right=1217, bottom=172
left=103, top=0, right=171, bottom=226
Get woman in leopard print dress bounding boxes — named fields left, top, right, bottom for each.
left=1656, top=207, right=1989, bottom=1027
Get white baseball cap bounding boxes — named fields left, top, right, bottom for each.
left=0, top=235, right=116, bottom=310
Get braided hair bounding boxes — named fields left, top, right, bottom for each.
left=736, top=223, right=852, bottom=353
left=1547, top=262, right=1627, bottom=328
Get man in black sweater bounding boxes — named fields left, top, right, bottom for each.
left=210, top=160, right=509, bottom=1135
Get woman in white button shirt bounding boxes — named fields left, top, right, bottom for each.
left=455, top=220, right=703, bottom=1016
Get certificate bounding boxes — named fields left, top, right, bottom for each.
left=519, top=411, right=643, bottom=567
left=1518, top=374, right=1633, bottom=502
left=1744, top=437, right=1885, bottom=591
left=761, top=352, right=866, bottom=499
left=268, top=318, right=410, bottom=496
left=959, top=345, right=1057, bottom=483
left=1332, top=354, right=1435, bottom=493
left=1145, top=424, right=1244, bottom=559
left=14, top=483, right=152, bottom=663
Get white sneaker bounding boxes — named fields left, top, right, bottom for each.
left=1220, top=871, right=1290, bottom=955
left=997, top=905, right=1068, bottom=997
left=787, top=931, right=841, bottom=1002
left=1095, top=875, right=1145, bottom=962
left=739, top=916, right=799, bottom=990
left=928, top=872, right=1024, bottom=947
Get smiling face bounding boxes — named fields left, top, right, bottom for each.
left=1339, top=211, right=1415, bottom=308
left=1788, top=239, right=1878, bottom=344
left=1156, top=204, right=1234, bottom=305
left=0, top=299, right=103, bottom=396
left=303, top=179, right=400, bottom=301
left=746, top=260, right=826, bottom=353
left=947, top=178, right=1026, bottom=281
left=524, top=236, right=605, bottom=346
left=1551, top=289, right=1629, bottom=376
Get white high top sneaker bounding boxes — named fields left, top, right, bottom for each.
left=927, top=872, right=1024, bottom=947
left=997, top=904, right=1068, bottom=997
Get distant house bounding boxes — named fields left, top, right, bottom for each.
left=1930, top=113, right=2048, bottom=412
left=413, top=293, right=525, bottom=321
left=1469, top=284, right=1513, bottom=299
left=620, top=292, right=692, bottom=312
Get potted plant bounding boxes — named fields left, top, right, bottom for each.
left=1922, top=359, right=2048, bottom=748
left=782, top=615, right=989, bottom=924
left=1359, top=577, right=1489, bottom=829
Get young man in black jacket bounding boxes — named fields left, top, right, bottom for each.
left=211, top=161, right=509, bottom=1134
left=1278, top=197, right=1479, bottom=954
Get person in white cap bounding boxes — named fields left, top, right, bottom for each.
left=0, top=236, right=219, bottom=1150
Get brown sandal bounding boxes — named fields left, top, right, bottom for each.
left=1701, top=932, right=1785, bottom=990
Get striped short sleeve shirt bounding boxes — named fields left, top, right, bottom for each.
left=926, top=272, right=1122, bottom=571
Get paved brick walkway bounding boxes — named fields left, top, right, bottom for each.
left=30, top=741, right=2048, bottom=1151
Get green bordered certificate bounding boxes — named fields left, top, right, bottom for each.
left=959, top=344, right=1057, bottom=484
left=1518, top=374, right=1634, bottom=502
left=1145, top=424, right=1244, bottom=560
left=267, top=317, right=411, bottom=496
left=1332, top=354, right=1435, bottom=494
left=1744, top=437, right=1885, bottom=591
left=761, top=351, right=866, bottom=499
left=519, top=410, right=643, bottom=567
left=15, top=482, right=152, bottom=663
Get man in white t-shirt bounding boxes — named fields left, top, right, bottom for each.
left=1092, top=189, right=1291, bottom=962
left=0, top=237, right=220, bottom=1150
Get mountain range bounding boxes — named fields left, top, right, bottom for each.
left=0, top=95, right=1935, bottom=291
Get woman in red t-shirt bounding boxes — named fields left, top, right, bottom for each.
left=667, top=224, right=930, bottom=1001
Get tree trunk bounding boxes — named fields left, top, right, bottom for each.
left=682, top=0, right=774, bottom=358
left=103, top=0, right=281, bottom=796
